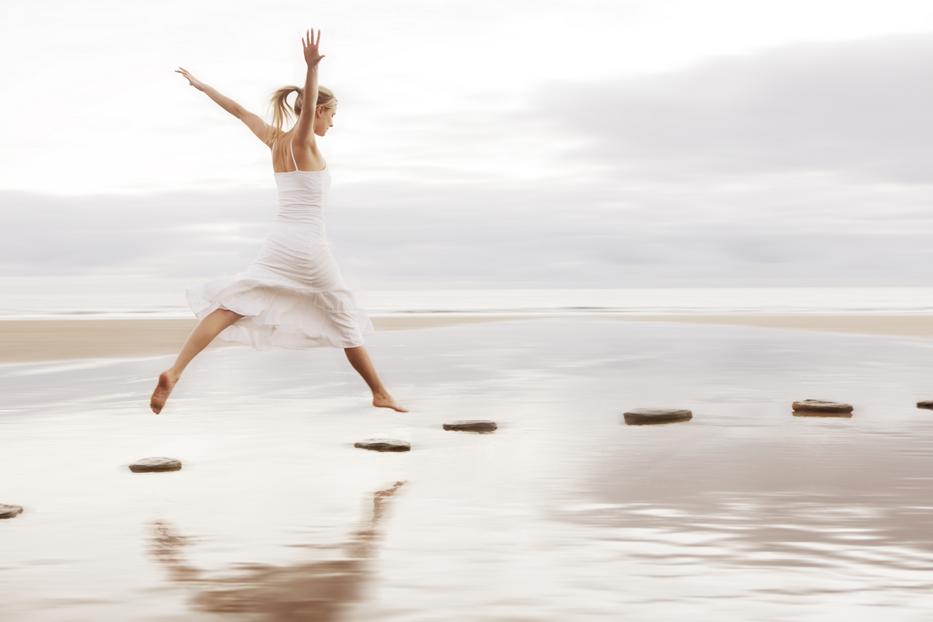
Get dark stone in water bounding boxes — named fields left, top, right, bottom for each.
left=792, top=399, right=853, bottom=416
left=623, top=408, right=693, bottom=425
left=0, top=504, right=24, bottom=519
left=443, top=419, right=497, bottom=432
left=917, top=400, right=933, bottom=410
left=129, top=457, right=183, bottom=472
left=353, top=439, right=410, bottom=452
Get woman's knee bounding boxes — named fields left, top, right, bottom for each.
left=213, top=308, right=244, bottom=322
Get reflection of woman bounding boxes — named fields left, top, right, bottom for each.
left=149, top=480, right=407, bottom=616
left=151, top=28, right=407, bottom=414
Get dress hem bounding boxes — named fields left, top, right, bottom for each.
left=186, top=275, right=375, bottom=351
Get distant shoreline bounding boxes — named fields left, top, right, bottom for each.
left=1, top=313, right=932, bottom=363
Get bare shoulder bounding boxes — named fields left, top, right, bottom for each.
left=293, top=137, right=326, bottom=169
left=292, top=134, right=319, bottom=153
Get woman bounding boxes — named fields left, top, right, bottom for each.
left=151, top=28, right=407, bottom=414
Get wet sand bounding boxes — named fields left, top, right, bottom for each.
left=0, top=315, right=549, bottom=363
left=615, top=313, right=933, bottom=339
left=2, top=316, right=933, bottom=620
left=2, top=313, right=933, bottom=363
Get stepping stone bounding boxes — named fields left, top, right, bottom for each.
left=623, top=408, right=692, bottom=425
left=792, top=399, right=853, bottom=416
left=0, top=504, right=23, bottom=519
left=354, top=439, right=410, bottom=452
left=917, top=401, right=933, bottom=410
left=443, top=419, right=497, bottom=432
left=129, top=457, right=183, bottom=472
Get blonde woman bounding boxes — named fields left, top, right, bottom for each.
left=151, top=28, right=407, bottom=414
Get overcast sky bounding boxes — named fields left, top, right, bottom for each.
left=3, top=0, right=933, bottom=304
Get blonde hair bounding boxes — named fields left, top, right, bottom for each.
left=268, top=85, right=337, bottom=135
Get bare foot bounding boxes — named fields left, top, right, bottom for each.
left=150, top=370, right=180, bottom=415
left=372, top=392, right=408, bottom=412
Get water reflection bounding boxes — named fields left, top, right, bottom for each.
left=6, top=318, right=933, bottom=619
left=552, top=490, right=933, bottom=611
left=148, top=481, right=406, bottom=620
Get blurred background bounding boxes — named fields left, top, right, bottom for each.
left=3, top=0, right=933, bottom=316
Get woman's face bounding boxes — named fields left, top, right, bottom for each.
left=314, top=105, right=336, bottom=136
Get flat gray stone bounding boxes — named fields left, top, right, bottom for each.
left=129, top=457, right=183, bottom=472
left=0, top=504, right=23, bottom=519
left=443, top=419, right=497, bottom=432
left=623, top=408, right=692, bottom=425
left=917, top=400, right=933, bottom=410
left=353, top=439, right=410, bottom=452
left=792, top=399, right=853, bottom=415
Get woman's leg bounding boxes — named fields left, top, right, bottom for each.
left=150, top=308, right=244, bottom=414
left=344, top=345, right=408, bottom=412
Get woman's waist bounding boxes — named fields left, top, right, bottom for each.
left=256, top=238, right=333, bottom=262
left=271, top=216, right=327, bottom=228
left=265, top=221, right=328, bottom=241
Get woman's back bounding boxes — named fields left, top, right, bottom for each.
left=272, top=131, right=327, bottom=174
left=272, top=132, right=331, bottom=225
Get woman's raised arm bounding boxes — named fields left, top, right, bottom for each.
left=292, top=28, right=326, bottom=145
left=175, top=67, right=278, bottom=146
left=175, top=67, right=245, bottom=118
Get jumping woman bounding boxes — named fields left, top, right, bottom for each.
left=151, top=28, right=407, bottom=414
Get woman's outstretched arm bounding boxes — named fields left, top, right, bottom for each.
left=176, top=67, right=243, bottom=117
left=292, top=28, right=326, bottom=145
left=175, top=67, right=277, bottom=146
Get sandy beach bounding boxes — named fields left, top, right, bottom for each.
left=3, top=313, right=933, bottom=364
left=0, top=315, right=545, bottom=363
left=2, top=314, right=933, bottom=620
left=615, top=313, right=933, bottom=339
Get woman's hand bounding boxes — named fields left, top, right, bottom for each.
left=301, top=28, right=325, bottom=69
left=175, top=67, right=206, bottom=91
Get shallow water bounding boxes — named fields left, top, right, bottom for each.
left=8, top=283, right=933, bottom=319
left=2, top=317, right=933, bottom=620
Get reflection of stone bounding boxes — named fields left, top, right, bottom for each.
left=623, top=408, right=693, bottom=425
left=129, top=457, right=182, bottom=472
left=442, top=419, right=497, bottom=432
left=917, top=400, right=933, bottom=410
left=353, top=439, right=410, bottom=452
left=148, top=480, right=406, bottom=620
left=792, top=400, right=853, bottom=417
left=0, top=504, right=23, bottom=519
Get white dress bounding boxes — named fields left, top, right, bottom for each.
left=185, top=136, right=375, bottom=349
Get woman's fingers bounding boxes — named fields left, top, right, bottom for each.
left=301, top=28, right=320, bottom=49
left=300, top=28, right=321, bottom=62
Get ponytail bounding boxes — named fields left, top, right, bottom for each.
left=268, top=84, right=338, bottom=135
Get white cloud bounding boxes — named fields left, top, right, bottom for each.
left=3, top=1, right=933, bottom=298
left=523, top=33, right=933, bottom=186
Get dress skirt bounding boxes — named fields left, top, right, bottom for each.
left=186, top=226, right=375, bottom=350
